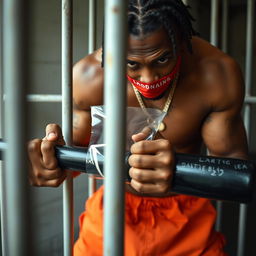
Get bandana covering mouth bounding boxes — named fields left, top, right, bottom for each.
left=127, top=56, right=181, bottom=99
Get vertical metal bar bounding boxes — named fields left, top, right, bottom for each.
left=221, top=0, right=229, bottom=53
left=211, top=0, right=219, bottom=46
left=104, top=0, right=127, bottom=255
left=237, top=205, right=247, bottom=256
left=88, top=175, right=97, bottom=196
left=243, top=0, right=255, bottom=136
left=216, top=0, right=229, bottom=233
left=210, top=0, right=223, bottom=233
left=238, top=1, right=255, bottom=256
left=0, top=0, right=5, bottom=254
left=88, top=0, right=96, bottom=54
left=62, top=0, right=74, bottom=256
left=88, top=0, right=97, bottom=197
left=3, top=0, right=31, bottom=255
left=215, top=201, right=223, bottom=232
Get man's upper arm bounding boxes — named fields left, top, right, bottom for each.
left=201, top=58, right=248, bottom=160
left=72, top=53, right=103, bottom=147
left=202, top=110, right=248, bottom=159
left=73, top=106, right=91, bottom=147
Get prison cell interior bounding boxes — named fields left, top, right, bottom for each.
left=0, top=0, right=256, bottom=255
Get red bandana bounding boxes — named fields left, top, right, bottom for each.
left=127, top=56, right=181, bottom=99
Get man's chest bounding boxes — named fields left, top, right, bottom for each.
left=127, top=85, right=209, bottom=151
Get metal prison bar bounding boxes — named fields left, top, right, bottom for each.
left=0, top=0, right=255, bottom=255
left=210, top=0, right=223, bottom=234
left=104, top=1, right=127, bottom=255
left=238, top=1, right=255, bottom=256
left=215, top=0, right=229, bottom=234
left=88, top=0, right=98, bottom=197
left=0, top=0, right=4, bottom=254
left=2, top=1, right=32, bottom=256
left=62, top=0, right=74, bottom=255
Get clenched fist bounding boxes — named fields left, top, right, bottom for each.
left=128, top=130, right=175, bottom=195
left=28, top=124, right=67, bottom=187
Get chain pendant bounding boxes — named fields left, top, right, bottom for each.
left=158, top=122, right=166, bottom=132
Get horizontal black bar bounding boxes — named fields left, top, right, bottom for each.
left=0, top=139, right=255, bottom=203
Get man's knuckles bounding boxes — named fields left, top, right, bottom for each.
left=41, top=140, right=55, bottom=153
left=28, top=139, right=42, bottom=154
left=30, top=169, right=64, bottom=187
left=160, top=170, right=172, bottom=182
left=158, top=154, right=173, bottom=167
left=131, top=139, right=173, bottom=154
left=128, top=154, right=143, bottom=167
left=131, top=179, right=144, bottom=193
left=130, top=140, right=147, bottom=154
left=43, top=159, right=58, bottom=170
left=158, top=139, right=171, bottom=150
left=129, top=168, right=144, bottom=181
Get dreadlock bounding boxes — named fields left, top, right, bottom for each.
left=102, top=0, right=198, bottom=67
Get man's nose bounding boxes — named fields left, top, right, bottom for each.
left=139, top=68, right=159, bottom=83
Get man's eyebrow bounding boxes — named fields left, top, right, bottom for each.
left=126, top=59, right=139, bottom=63
left=155, top=51, right=173, bottom=60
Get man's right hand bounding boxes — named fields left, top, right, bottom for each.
left=28, top=124, right=67, bottom=187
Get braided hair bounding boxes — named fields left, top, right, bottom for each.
left=102, top=0, right=198, bottom=66
left=128, top=0, right=198, bottom=55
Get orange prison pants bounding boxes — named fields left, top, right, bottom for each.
left=74, top=186, right=227, bottom=256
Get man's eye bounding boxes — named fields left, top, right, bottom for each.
left=157, top=57, right=169, bottom=64
left=127, top=61, right=138, bottom=68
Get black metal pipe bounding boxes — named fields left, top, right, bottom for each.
left=0, top=139, right=255, bottom=203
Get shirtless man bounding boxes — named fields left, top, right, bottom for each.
left=28, top=1, right=248, bottom=255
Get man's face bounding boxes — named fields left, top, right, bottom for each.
left=127, top=28, right=178, bottom=83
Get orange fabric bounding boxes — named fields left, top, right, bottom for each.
left=74, top=186, right=227, bottom=256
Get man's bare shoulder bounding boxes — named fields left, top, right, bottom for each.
left=73, top=48, right=104, bottom=110
left=191, top=37, right=245, bottom=112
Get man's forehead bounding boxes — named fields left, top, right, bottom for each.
left=127, top=28, right=174, bottom=55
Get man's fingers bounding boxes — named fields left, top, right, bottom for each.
left=130, top=179, right=169, bottom=194
left=28, top=124, right=67, bottom=188
left=128, top=154, right=171, bottom=169
left=45, top=123, right=65, bottom=144
left=130, top=139, right=172, bottom=154
left=41, top=140, right=59, bottom=169
left=41, top=168, right=66, bottom=181
left=129, top=167, right=171, bottom=183
left=28, top=139, right=43, bottom=170
left=31, top=174, right=67, bottom=187
left=132, top=126, right=153, bottom=142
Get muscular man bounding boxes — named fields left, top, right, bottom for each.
left=28, top=1, right=248, bottom=255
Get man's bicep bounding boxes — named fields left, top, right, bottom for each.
left=201, top=110, right=248, bottom=159
left=73, top=108, right=91, bottom=147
